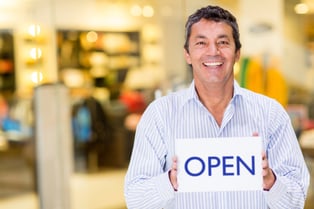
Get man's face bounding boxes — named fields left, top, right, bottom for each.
left=184, top=19, right=240, bottom=86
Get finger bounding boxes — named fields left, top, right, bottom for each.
left=261, top=151, right=266, bottom=160
left=262, top=160, right=268, bottom=169
left=262, top=153, right=268, bottom=168
left=262, top=169, right=268, bottom=177
left=252, top=132, right=259, bottom=137
left=172, top=156, right=177, bottom=163
left=172, top=156, right=178, bottom=170
left=170, top=169, right=178, bottom=190
left=170, top=156, right=178, bottom=190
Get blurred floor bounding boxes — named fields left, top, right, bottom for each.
left=0, top=156, right=34, bottom=198
left=0, top=169, right=127, bottom=209
left=0, top=154, right=313, bottom=209
left=71, top=170, right=127, bottom=209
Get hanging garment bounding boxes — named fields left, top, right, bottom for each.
left=265, top=66, right=288, bottom=107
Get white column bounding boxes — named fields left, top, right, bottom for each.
left=238, top=0, right=284, bottom=59
left=34, top=84, right=73, bottom=209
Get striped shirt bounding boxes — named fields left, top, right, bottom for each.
left=124, top=81, right=310, bottom=209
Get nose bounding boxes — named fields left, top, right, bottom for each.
left=207, top=43, right=220, bottom=55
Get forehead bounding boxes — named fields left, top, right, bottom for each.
left=190, top=19, right=233, bottom=38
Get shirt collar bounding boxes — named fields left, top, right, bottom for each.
left=233, top=80, right=244, bottom=98
left=184, top=79, right=244, bottom=104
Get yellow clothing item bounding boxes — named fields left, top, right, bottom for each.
left=238, top=57, right=288, bottom=107
left=245, top=58, right=265, bottom=95
left=265, top=67, right=288, bottom=107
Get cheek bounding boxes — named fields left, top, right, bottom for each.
left=223, top=50, right=239, bottom=63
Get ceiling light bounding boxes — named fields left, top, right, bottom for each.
left=130, top=4, right=142, bottom=17
left=142, top=5, right=154, bottom=18
left=294, top=3, right=309, bottom=14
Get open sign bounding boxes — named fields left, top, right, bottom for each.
left=175, top=137, right=263, bottom=192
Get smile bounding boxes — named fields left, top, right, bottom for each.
left=203, top=61, right=223, bottom=67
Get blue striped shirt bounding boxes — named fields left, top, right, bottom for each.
left=124, top=81, right=310, bottom=209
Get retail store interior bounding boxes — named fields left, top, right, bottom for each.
left=0, top=0, right=314, bottom=208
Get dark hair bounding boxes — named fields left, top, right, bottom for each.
left=184, top=5, right=241, bottom=52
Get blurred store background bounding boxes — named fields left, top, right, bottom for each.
left=0, top=0, right=313, bottom=208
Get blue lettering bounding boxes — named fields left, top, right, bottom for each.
left=208, top=156, right=220, bottom=176
left=184, top=155, right=256, bottom=176
left=222, top=156, right=234, bottom=176
left=185, top=156, right=205, bottom=176
left=236, top=156, right=255, bottom=175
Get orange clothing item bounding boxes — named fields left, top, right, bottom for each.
left=245, top=58, right=265, bottom=95
left=238, top=57, right=288, bottom=107
left=265, top=67, right=288, bottom=107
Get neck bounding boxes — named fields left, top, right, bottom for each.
left=195, top=80, right=234, bottom=126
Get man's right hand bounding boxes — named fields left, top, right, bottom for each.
left=169, top=156, right=178, bottom=191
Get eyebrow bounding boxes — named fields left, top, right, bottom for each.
left=217, top=34, right=229, bottom=39
left=193, top=34, right=230, bottom=40
left=193, top=35, right=207, bottom=40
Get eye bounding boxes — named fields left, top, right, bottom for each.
left=196, top=41, right=206, bottom=46
left=217, top=40, right=229, bottom=46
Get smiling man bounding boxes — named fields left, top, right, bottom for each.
left=124, top=5, right=310, bottom=209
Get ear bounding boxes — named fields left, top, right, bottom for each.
left=184, top=48, right=192, bottom=65
left=235, top=50, right=240, bottom=62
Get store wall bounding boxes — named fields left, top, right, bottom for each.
left=53, top=0, right=186, bottom=90
left=0, top=0, right=59, bottom=96
left=2, top=0, right=312, bottom=94
left=238, top=0, right=284, bottom=57
left=284, top=0, right=313, bottom=90
left=50, top=0, right=235, bottom=91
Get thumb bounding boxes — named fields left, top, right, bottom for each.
left=252, top=132, right=259, bottom=137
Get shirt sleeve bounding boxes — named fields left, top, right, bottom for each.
left=264, top=103, right=310, bottom=209
left=124, top=103, right=175, bottom=209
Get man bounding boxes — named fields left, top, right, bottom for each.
left=124, top=5, right=310, bottom=209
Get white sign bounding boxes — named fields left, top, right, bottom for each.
left=175, top=137, right=263, bottom=192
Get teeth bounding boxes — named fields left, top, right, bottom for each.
left=204, top=62, right=222, bottom=66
